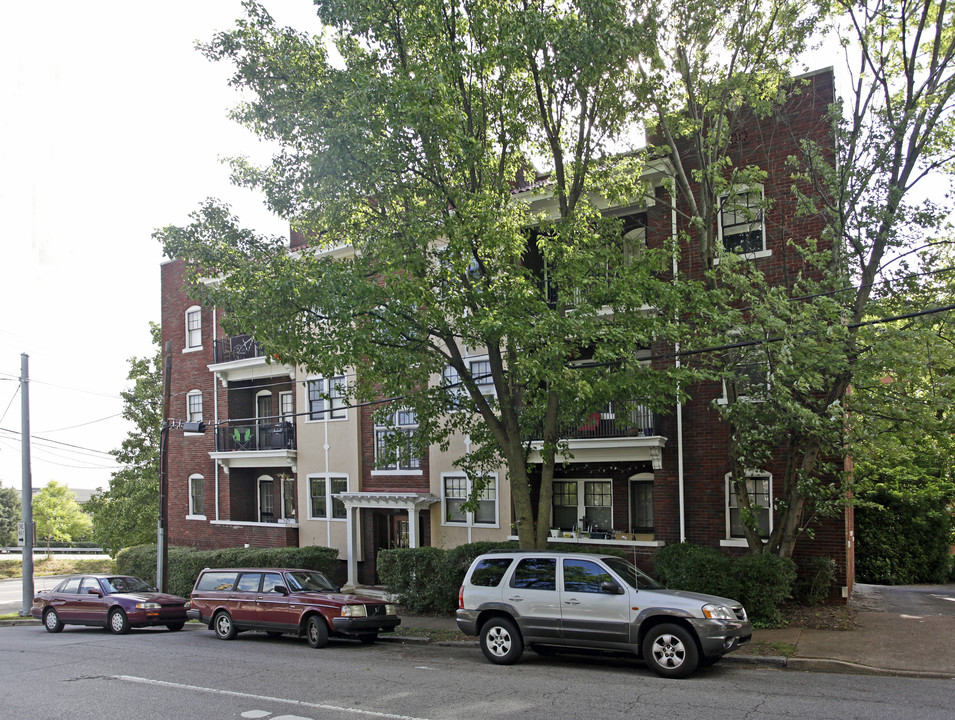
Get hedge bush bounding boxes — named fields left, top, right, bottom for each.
left=114, top=544, right=339, bottom=598
left=793, top=557, right=836, bottom=606
left=653, top=543, right=796, bottom=626
left=856, top=485, right=955, bottom=585
left=652, top=543, right=735, bottom=598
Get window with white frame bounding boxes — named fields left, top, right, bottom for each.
left=307, top=376, right=346, bottom=421
left=374, top=409, right=420, bottom=471
left=442, top=365, right=465, bottom=408
left=308, top=475, right=348, bottom=519
left=552, top=479, right=612, bottom=532
left=280, top=474, right=296, bottom=521
left=188, top=474, right=205, bottom=517
left=719, top=343, right=770, bottom=404
left=185, top=306, right=202, bottom=349
left=186, top=390, right=203, bottom=423
left=469, top=358, right=494, bottom=392
left=279, top=391, right=294, bottom=421
left=719, top=188, right=766, bottom=255
left=443, top=474, right=497, bottom=526
left=258, top=476, right=275, bottom=523
left=726, top=474, right=772, bottom=539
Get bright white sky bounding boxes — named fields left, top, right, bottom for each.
left=0, top=1, right=323, bottom=492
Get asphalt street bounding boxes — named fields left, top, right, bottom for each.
left=1, top=622, right=952, bottom=720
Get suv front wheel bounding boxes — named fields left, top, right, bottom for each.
left=642, top=623, right=699, bottom=679
left=480, top=616, right=523, bottom=665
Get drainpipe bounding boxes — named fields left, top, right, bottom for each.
left=213, top=305, right=220, bottom=522
left=671, top=202, right=686, bottom=543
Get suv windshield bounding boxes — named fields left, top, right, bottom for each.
left=602, top=557, right=664, bottom=590
left=285, top=571, right=338, bottom=593
left=103, top=576, right=154, bottom=594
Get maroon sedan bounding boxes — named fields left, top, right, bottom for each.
left=32, top=574, right=189, bottom=634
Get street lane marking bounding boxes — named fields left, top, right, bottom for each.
left=113, top=675, right=432, bottom=720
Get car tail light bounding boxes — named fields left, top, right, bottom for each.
left=458, top=585, right=465, bottom=610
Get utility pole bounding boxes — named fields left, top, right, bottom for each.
left=156, top=341, right=172, bottom=593
left=19, top=353, right=34, bottom=617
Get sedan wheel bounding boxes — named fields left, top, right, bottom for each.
left=108, top=608, right=130, bottom=635
left=305, top=615, right=328, bottom=649
left=213, top=611, right=238, bottom=640
left=43, top=609, right=64, bottom=633
left=480, top=617, right=523, bottom=665
left=642, top=623, right=699, bottom=679
left=166, top=622, right=185, bottom=632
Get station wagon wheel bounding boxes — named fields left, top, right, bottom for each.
left=480, top=617, right=523, bottom=665
left=166, top=622, right=185, bottom=632
left=642, top=623, right=699, bottom=679
left=305, top=615, right=328, bottom=649
left=108, top=608, right=130, bottom=635
left=43, top=608, right=63, bottom=633
left=213, top=611, right=238, bottom=640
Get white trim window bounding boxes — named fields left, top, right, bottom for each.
left=552, top=479, right=612, bottom=533
left=308, top=474, right=348, bottom=520
left=374, top=408, right=420, bottom=472
left=719, top=188, right=768, bottom=257
left=726, top=473, right=772, bottom=540
left=468, top=357, right=495, bottom=394
left=188, top=474, right=205, bottom=518
left=307, top=376, right=347, bottom=421
left=279, top=391, right=294, bottom=421
left=186, top=390, right=203, bottom=423
left=185, top=306, right=202, bottom=350
left=442, top=365, right=465, bottom=409
left=442, top=474, right=498, bottom=527
left=279, top=474, right=296, bottom=522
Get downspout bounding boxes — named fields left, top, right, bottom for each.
left=325, top=410, right=332, bottom=549
left=671, top=204, right=686, bottom=543
left=213, top=305, right=220, bottom=522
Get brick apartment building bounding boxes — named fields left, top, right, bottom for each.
left=160, top=68, right=853, bottom=596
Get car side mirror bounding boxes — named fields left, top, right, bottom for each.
left=87, top=589, right=102, bottom=597
left=272, top=585, right=289, bottom=595
left=601, top=581, right=624, bottom=595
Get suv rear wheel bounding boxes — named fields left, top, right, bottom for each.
left=642, top=623, right=699, bottom=679
left=480, top=616, right=523, bottom=665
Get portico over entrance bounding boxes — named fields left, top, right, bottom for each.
left=335, top=492, right=439, bottom=590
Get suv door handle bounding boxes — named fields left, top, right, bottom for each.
left=507, top=596, right=524, bottom=602
left=564, top=599, right=581, bottom=606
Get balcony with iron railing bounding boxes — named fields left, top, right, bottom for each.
left=215, top=417, right=297, bottom=452
left=209, top=335, right=293, bottom=384
left=528, top=400, right=666, bottom=469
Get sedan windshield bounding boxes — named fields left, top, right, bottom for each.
left=102, top=576, right=154, bottom=594
left=602, top=557, right=664, bottom=590
left=285, top=571, right=338, bottom=593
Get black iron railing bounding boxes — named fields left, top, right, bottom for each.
left=533, top=400, right=659, bottom=441
left=213, top=334, right=267, bottom=364
left=215, top=417, right=296, bottom=452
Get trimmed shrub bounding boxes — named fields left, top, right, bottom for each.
left=793, top=557, right=836, bottom=606
left=856, top=485, right=955, bottom=585
left=652, top=543, right=735, bottom=598
left=115, top=544, right=338, bottom=598
left=378, top=546, right=456, bottom=615
left=732, top=553, right=796, bottom=626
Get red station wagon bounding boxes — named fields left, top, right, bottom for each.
left=189, top=567, right=401, bottom=647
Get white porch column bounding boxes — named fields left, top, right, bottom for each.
left=407, top=506, right=419, bottom=548
left=346, top=504, right=359, bottom=588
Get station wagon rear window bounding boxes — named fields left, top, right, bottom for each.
left=469, top=558, right=513, bottom=587
left=195, top=572, right=239, bottom=592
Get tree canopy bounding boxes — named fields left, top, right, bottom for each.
left=33, top=480, right=92, bottom=552
left=158, top=0, right=955, bottom=557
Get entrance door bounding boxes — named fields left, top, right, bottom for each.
left=372, top=510, right=410, bottom=584
left=258, top=476, right=275, bottom=523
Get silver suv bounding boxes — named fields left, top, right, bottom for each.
left=456, top=550, right=751, bottom=678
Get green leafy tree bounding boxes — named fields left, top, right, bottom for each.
left=0, top=481, right=19, bottom=547
left=33, top=480, right=93, bottom=553
left=158, top=0, right=703, bottom=549
left=86, top=323, right=162, bottom=555
left=642, top=0, right=955, bottom=557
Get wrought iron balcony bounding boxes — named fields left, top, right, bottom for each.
left=213, top=334, right=266, bottom=364
left=533, top=400, right=660, bottom=441
left=214, top=418, right=297, bottom=452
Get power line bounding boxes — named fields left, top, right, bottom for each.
left=0, top=427, right=115, bottom=458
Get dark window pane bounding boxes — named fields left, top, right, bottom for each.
left=511, top=558, right=557, bottom=591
